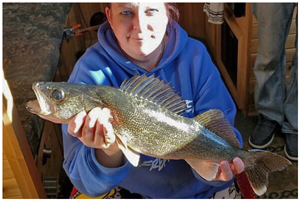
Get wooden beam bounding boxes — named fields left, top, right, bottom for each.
left=2, top=73, right=47, bottom=198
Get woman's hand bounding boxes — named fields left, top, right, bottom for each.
left=67, top=107, right=123, bottom=167
left=67, top=107, right=120, bottom=154
left=215, top=157, right=244, bottom=181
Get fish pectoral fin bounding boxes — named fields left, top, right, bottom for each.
left=116, top=137, right=140, bottom=167
left=185, top=159, right=220, bottom=181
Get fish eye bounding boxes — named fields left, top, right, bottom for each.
left=51, top=89, right=64, bottom=101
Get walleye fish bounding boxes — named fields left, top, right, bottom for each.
left=26, top=74, right=291, bottom=196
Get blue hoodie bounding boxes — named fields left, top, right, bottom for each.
left=62, top=20, right=243, bottom=198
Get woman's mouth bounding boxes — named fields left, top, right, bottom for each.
left=132, top=37, right=144, bottom=41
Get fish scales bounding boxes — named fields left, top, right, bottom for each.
left=103, top=87, right=201, bottom=158
left=99, top=85, right=236, bottom=160
left=26, top=74, right=291, bottom=196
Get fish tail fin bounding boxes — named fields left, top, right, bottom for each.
left=243, top=149, right=291, bottom=196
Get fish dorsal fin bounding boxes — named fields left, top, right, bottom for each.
left=120, top=74, right=187, bottom=115
left=194, top=109, right=241, bottom=148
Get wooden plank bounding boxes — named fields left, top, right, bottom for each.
left=77, top=3, right=105, bottom=43
left=3, top=151, right=22, bottom=199
left=36, top=122, right=63, bottom=180
left=2, top=75, right=46, bottom=198
left=3, top=157, right=14, bottom=180
left=252, top=13, right=257, bottom=25
left=3, top=151, right=23, bottom=199
left=3, top=178, right=22, bottom=198
left=203, top=13, right=219, bottom=58
left=237, top=3, right=253, bottom=115
left=178, top=3, right=205, bottom=39
left=220, top=3, right=253, bottom=112
left=285, top=33, right=297, bottom=49
left=234, top=4, right=252, bottom=34
left=216, top=59, right=238, bottom=103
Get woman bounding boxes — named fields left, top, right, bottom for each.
left=61, top=3, right=244, bottom=198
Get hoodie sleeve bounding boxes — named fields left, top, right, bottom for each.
left=61, top=54, right=132, bottom=197
left=61, top=125, right=131, bottom=197
left=188, top=40, right=243, bottom=186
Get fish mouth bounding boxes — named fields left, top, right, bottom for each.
left=26, top=82, right=52, bottom=116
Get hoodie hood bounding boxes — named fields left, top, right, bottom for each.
left=97, top=20, right=188, bottom=76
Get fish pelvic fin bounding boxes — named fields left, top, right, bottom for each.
left=116, top=136, right=140, bottom=167
left=243, top=149, right=291, bottom=196
left=185, top=159, right=220, bottom=181
left=120, top=74, right=187, bottom=115
left=194, top=109, right=241, bottom=149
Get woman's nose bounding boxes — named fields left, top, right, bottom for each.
left=133, top=15, right=140, bottom=31
left=133, top=13, right=146, bottom=31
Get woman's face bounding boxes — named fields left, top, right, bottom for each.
left=106, top=3, right=169, bottom=59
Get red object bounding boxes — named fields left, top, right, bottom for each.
left=72, top=24, right=81, bottom=29
left=70, top=187, right=81, bottom=199
left=235, top=171, right=257, bottom=199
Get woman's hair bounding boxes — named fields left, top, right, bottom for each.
left=167, top=3, right=179, bottom=22
left=105, top=3, right=180, bottom=23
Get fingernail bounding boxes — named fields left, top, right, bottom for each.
left=221, top=161, right=228, bottom=166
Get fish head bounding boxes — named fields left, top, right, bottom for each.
left=26, top=82, right=104, bottom=120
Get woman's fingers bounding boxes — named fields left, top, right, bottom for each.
left=231, top=157, right=245, bottom=175
left=219, top=161, right=233, bottom=181
left=67, top=107, right=116, bottom=150
left=215, top=157, right=245, bottom=181
left=81, top=108, right=102, bottom=144
left=96, top=108, right=115, bottom=148
left=68, top=111, right=87, bottom=137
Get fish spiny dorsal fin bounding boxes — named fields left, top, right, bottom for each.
left=120, top=74, right=187, bottom=115
left=121, top=74, right=140, bottom=93
left=119, top=78, right=128, bottom=89
left=194, top=109, right=241, bottom=148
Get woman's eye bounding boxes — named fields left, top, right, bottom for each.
left=120, top=10, right=132, bottom=16
left=51, top=89, right=64, bottom=101
left=146, top=9, right=158, bottom=16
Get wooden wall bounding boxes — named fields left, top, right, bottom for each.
left=73, top=3, right=107, bottom=45
left=177, top=3, right=205, bottom=39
